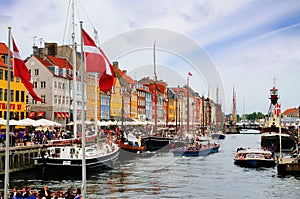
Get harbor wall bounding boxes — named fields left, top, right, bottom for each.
left=0, top=144, right=41, bottom=175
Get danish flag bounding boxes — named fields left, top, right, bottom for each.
left=274, top=104, right=281, bottom=116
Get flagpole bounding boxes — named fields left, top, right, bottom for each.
left=4, top=26, right=12, bottom=199
left=71, top=0, right=77, bottom=138
left=80, top=21, right=87, bottom=199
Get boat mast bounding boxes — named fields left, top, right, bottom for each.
left=153, top=41, right=158, bottom=133
left=216, top=86, right=218, bottom=132
left=4, top=26, right=12, bottom=199
left=94, top=29, right=99, bottom=134
left=79, top=21, right=87, bottom=199
left=187, top=74, right=190, bottom=133
left=72, top=0, right=78, bottom=138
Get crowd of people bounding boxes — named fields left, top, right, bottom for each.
left=0, top=127, right=73, bottom=147
left=1, top=186, right=82, bottom=199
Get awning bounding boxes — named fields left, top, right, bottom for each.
left=60, top=112, right=66, bottom=118
left=55, top=112, right=62, bottom=119
left=37, top=111, right=45, bottom=117
left=64, top=112, right=70, bottom=119
left=27, top=111, right=36, bottom=119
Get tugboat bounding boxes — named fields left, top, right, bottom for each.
left=260, top=83, right=297, bottom=152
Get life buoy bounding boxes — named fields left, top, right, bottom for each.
left=50, top=149, right=55, bottom=153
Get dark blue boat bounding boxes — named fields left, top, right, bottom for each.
left=172, top=143, right=220, bottom=157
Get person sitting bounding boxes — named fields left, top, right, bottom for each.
left=39, top=185, right=51, bottom=199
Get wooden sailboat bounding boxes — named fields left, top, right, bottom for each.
left=33, top=4, right=119, bottom=199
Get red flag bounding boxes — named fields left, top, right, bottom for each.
left=12, top=37, right=44, bottom=103
left=98, top=48, right=115, bottom=93
left=82, top=28, right=114, bottom=93
left=82, top=29, right=106, bottom=73
left=188, top=72, right=192, bottom=76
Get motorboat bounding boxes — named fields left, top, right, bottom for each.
left=233, top=148, right=276, bottom=168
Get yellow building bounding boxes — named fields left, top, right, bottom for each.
left=168, top=98, right=176, bottom=123
left=86, top=73, right=100, bottom=121
left=110, top=77, right=122, bottom=120
left=131, top=88, right=138, bottom=120
left=0, top=42, right=27, bottom=120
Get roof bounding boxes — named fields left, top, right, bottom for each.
left=46, top=55, right=73, bottom=70
left=113, top=66, right=135, bottom=84
left=282, top=107, right=297, bottom=115
left=0, top=42, right=12, bottom=57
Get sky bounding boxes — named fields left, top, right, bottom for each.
left=1, top=0, right=300, bottom=116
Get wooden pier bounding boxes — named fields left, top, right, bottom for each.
left=0, top=143, right=42, bottom=175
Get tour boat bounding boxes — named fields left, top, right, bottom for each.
left=233, top=148, right=276, bottom=168
left=33, top=135, right=119, bottom=174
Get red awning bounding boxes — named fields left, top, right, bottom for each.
left=60, top=112, right=65, bottom=118
left=64, top=112, right=70, bottom=119
left=27, top=111, right=36, bottom=119
left=55, top=112, right=62, bottom=119
left=37, top=111, right=45, bottom=117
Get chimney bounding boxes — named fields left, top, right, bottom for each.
left=33, top=46, right=38, bottom=56
left=45, top=42, right=57, bottom=56
left=122, top=70, right=127, bottom=75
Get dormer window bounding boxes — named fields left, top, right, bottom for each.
left=54, top=66, right=59, bottom=76
left=62, top=68, right=66, bottom=77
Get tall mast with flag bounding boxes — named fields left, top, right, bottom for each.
left=4, top=26, right=12, bottom=199
left=81, top=23, right=115, bottom=198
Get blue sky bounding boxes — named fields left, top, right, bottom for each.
left=1, top=0, right=300, bottom=115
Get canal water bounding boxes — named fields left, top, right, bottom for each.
left=3, top=134, right=300, bottom=198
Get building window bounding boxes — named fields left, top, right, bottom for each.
left=33, top=82, right=37, bottom=88
left=26, top=95, right=29, bottom=104
left=0, top=88, right=2, bottom=101
left=29, top=69, right=31, bottom=74
left=4, top=89, right=7, bottom=101
left=34, top=69, right=39, bottom=75
left=41, top=81, right=46, bottom=88
left=54, top=95, right=57, bottom=104
left=10, top=90, right=14, bottom=102
left=0, top=69, right=2, bottom=80
left=4, top=70, right=8, bottom=81
left=10, top=71, right=14, bottom=82
left=16, top=90, right=19, bottom=102
left=21, top=91, right=25, bottom=102
left=41, top=95, right=46, bottom=102
left=54, top=81, right=57, bottom=88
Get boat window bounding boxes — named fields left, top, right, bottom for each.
left=70, top=148, right=75, bottom=154
left=246, top=154, right=255, bottom=158
left=255, top=155, right=264, bottom=158
left=55, top=148, right=60, bottom=154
